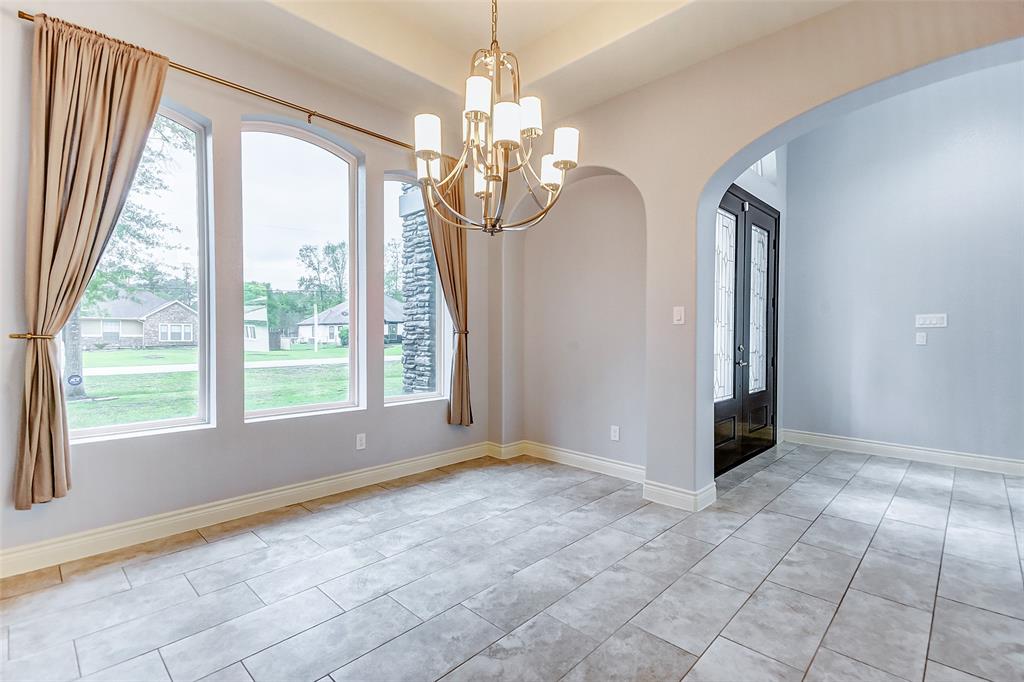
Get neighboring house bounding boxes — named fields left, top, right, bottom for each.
left=243, top=304, right=270, bottom=352
left=296, top=296, right=405, bottom=344
left=80, top=292, right=198, bottom=350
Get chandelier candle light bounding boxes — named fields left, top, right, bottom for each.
left=414, top=0, right=580, bottom=235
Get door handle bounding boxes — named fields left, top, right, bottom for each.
left=736, top=360, right=749, bottom=367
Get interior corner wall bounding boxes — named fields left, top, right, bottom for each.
left=520, top=174, right=647, bottom=465
left=782, top=60, right=1024, bottom=460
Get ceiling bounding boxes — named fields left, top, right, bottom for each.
left=157, top=0, right=846, bottom=122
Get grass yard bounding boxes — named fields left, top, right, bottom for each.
left=82, top=344, right=401, bottom=368
left=66, top=362, right=408, bottom=429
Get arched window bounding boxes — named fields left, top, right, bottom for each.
left=241, top=124, right=359, bottom=417
left=65, top=108, right=211, bottom=438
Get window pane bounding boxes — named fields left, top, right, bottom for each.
left=749, top=224, right=769, bottom=394
left=65, top=113, right=203, bottom=431
left=384, top=180, right=441, bottom=399
left=242, top=130, right=354, bottom=414
left=713, top=208, right=736, bottom=402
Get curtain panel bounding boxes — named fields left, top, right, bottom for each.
left=14, top=15, right=168, bottom=509
left=423, top=157, right=473, bottom=426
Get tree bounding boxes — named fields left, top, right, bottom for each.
left=64, top=115, right=196, bottom=399
left=384, top=238, right=404, bottom=302
left=297, top=242, right=347, bottom=308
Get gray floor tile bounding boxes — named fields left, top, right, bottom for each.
left=160, top=588, right=340, bottom=682
left=823, top=492, right=890, bottom=526
left=125, top=533, right=268, bottom=586
left=823, top=589, right=931, bottom=681
left=245, top=542, right=383, bottom=603
left=617, top=531, right=715, bottom=585
left=60, top=533, right=209, bottom=582
left=0, top=569, right=130, bottom=626
left=924, top=660, right=988, bottom=682
left=489, top=520, right=589, bottom=568
left=944, top=524, right=1020, bottom=568
left=670, top=508, right=751, bottom=544
left=609, top=503, right=690, bottom=539
left=808, top=452, right=870, bottom=481
left=857, top=456, right=909, bottom=483
left=197, top=505, right=312, bottom=542
left=8, top=575, right=196, bottom=658
left=768, top=542, right=859, bottom=604
left=545, top=565, right=664, bottom=641
left=884, top=495, right=949, bottom=530
left=765, top=476, right=845, bottom=520
left=0, top=641, right=79, bottom=682
left=80, top=651, right=170, bottom=681
left=556, top=486, right=648, bottom=534
left=361, top=513, right=471, bottom=556
left=332, top=605, right=502, bottom=681
left=632, top=573, right=749, bottom=656
left=563, top=623, right=696, bottom=682
left=948, top=500, right=1015, bottom=536
left=200, top=664, right=252, bottom=682
left=559, top=475, right=632, bottom=504
left=691, top=536, right=785, bottom=592
left=76, top=583, right=263, bottom=675
left=801, top=515, right=876, bottom=558
left=806, top=648, right=905, bottom=681
left=444, top=612, right=597, bottom=682
left=683, top=637, right=802, bottom=682
left=929, top=597, right=1024, bottom=682
left=938, top=554, right=1024, bottom=620
left=722, top=581, right=836, bottom=670
left=243, top=596, right=420, bottom=682
left=318, top=545, right=450, bottom=611
left=389, top=553, right=519, bottom=620
left=870, top=518, right=945, bottom=564
left=733, top=511, right=812, bottom=552
left=842, top=475, right=900, bottom=504
left=547, top=527, right=646, bottom=578
left=952, top=470, right=1009, bottom=508
left=186, top=536, right=324, bottom=595
left=463, top=557, right=590, bottom=631
left=851, top=548, right=939, bottom=611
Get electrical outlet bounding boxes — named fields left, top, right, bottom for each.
left=610, top=425, right=620, bottom=442
left=355, top=433, right=366, bottom=450
left=916, top=332, right=927, bottom=346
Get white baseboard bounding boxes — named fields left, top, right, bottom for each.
left=781, top=429, right=1024, bottom=476
left=643, top=480, right=717, bottom=512
left=0, top=441, right=491, bottom=579
left=492, top=440, right=645, bottom=483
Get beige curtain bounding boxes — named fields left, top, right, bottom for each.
left=424, top=157, right=473, bottom=426
left=14, top=15, right=168, bottom=509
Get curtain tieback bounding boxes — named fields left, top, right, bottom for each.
left=9, top=333, right=55, bottom=340
left=453, top=330, right=468, bottom=336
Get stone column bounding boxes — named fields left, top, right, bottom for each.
left=398, top=186, right=438, bottom=393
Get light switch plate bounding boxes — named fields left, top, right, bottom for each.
left=915, top=313, right=947, bottom=328
left=916, top=332, right=927, bottom=346
left=673, top=306, right=685, bottom=325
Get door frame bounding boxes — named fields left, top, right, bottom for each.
left=714, top=183, right=781, bottom=475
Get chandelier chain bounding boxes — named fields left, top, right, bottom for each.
left=491, top=0, right=498, bottom=47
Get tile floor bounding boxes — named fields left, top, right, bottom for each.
left=1, top=443, right=1022, bottom=682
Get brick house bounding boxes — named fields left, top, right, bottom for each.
left=80, top=292, right=199, bottom=350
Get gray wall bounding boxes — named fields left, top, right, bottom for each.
left=521, top=173, right=647, bottom=465
left=783, top=61, right=1024, bottom=460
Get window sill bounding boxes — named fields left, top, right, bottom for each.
left=383, top=394, right=447, bottom=408
left=71, top=419, right=214, bottom=445
left=244, top=403, right=365, bottom=424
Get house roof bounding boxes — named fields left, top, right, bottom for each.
left=297, top=296, right=405, bottom=326
left=83, top=292, right=181, bottom=320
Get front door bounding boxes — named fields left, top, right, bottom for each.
left=713, top=185, right=779, bottom=476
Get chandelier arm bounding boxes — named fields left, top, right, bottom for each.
left=497, top=184, right=563, bottom=229
left=423, top=177, right=486, bottom=228
left=429, top=200, right=485, bottom=231
left=507, top=137, right=533, bottom=173
left=492, top=146, right=511, bottom=225
left=518, top=166, right=547, bottom=210
left=433, top=144, right=471, bottom=189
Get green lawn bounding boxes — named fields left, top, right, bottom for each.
left=83, top=344, right=401, bottom=368
left=66, top=362, right=409, bottom=429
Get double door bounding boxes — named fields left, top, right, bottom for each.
left=713, top=186, right=779, bottom=476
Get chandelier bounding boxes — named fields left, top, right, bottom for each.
left=413, top=0, right=580, bottom=235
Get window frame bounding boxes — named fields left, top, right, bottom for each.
left=382, top=174, right=450, bottom=405
left=241, top=121, right=361, bottom=420
left=70, top=106, right=213, bottom=442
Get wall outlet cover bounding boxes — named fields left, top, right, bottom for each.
left=673, top=306, right=686, bottom=325
left=916, top=332, right=927, bottom=346
left=355, top=433, right=366, bottom=450
left=610, top=425, right=620, bottom=441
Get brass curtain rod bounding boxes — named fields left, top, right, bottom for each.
left=16, top=10, right=414, bottom=151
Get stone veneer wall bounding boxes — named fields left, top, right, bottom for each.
left=398, top=185, right=438, bottom=393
